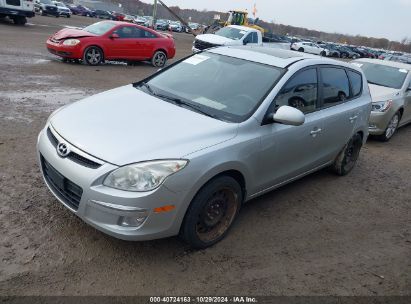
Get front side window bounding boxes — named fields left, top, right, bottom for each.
left=114, top=26, right=139, bottom=38
left=321, top=67, right=350, bottom=106
left=138, top=52, right=284, bottom=122
left=274, top=68, right=318, bottom=114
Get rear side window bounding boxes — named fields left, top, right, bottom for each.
left=321, top=67, right=350, bottom=106
left=347, top=70, right=362, bottom=97
left=275, top=68, right=318, bottom=113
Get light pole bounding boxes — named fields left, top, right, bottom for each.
left=152, top=0, right=158, bottom=29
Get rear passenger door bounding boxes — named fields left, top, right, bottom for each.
left=316, top=66, right=366, bottom=162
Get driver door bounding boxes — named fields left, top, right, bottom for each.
left=256, top=67, right=327, bottom=191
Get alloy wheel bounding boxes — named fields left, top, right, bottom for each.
left=153, top=52, right=166, bottom=67
left=385, top=114, right=399, bottom=139
left=85, top=48, right=102, bottom=65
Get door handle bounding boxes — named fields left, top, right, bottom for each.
left=310, top=128, right=322, bottom=137
left=349, top=115, right=358, bottom=122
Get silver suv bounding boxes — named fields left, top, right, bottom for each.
left=37, top=47, right=372, bottom=248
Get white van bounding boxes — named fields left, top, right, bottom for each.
left=0, top=0, right=35, bottom=25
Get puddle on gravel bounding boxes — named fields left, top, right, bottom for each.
left=0, top=88, right=95, bottom=124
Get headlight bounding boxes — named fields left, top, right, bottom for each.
left=371, top=100, right=393, bottom=112
left=62, top=39, right=80, bottom=46
left=103, top=160, right=188, bottom=192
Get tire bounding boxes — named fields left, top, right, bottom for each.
left=83, top=46, right=103, bottom=66
left=40, top=9, right=45, bottom=16
left=352, top=55, right=358, bottom=59
left=341, top=53, right=347, bottom=59
left=298, top=47, right=304, bottom=52
left=151, top=50, right=167, bottom=67
left=67, top=15, right=70, bottom=18
left=332, top=133, right=363, bottom=176
left=13, top=16, right=26, bottom=25
left=180, top=176, right=243, bottom=249
left=320, top=51, right=326, bottom=57
left=377, top=111, right=401, bottom=142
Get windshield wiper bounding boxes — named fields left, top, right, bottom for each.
left=139, top=83, right=218, bottom=119
left=156, top=93, right=218, bottom=119
left=140, top=82, right=155, bottom=95
left=367, top=81, right=393, bottom=88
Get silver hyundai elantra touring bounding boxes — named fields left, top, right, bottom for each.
left=37, top=47, right=372, bottom=248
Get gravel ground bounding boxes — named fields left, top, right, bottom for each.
left=0, top=15, right=410, bottom=296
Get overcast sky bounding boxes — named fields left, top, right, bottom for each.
left=142, top=0, right=411, bottom=41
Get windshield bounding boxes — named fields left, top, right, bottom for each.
left=138, top=52, right=284, bottom=122
left=83, top=22, right=117, bottom=35
left=357, top=62, right=408, bottom=89
left=55, top=2, right=64, bottom=7
left=41, top=0, right=53, bottom=4
left=215, top=27, right=246, bottom=40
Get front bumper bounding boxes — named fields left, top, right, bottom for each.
left=368, top=109, right=394, bottom=135
left=46, top=39, right=83, bottom=58
left=37, top=125, right=190, bottom=241
left=0, top=7, right=35, bottom=17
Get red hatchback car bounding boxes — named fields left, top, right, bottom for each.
left=46, top=21, right=176, bottom=67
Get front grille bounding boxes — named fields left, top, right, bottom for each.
left=194, top=39, right=218, bottom=50
left=41, top=155, right=83, bottom=211
left=46, top=6, right=57, bottom=11
left=47, top=127, right=102, bottom=169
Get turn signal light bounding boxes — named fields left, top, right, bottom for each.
left=154, top=205, right=176, bottom=213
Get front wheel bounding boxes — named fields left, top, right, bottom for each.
left=13, top=16, right=27, bottom=25
left=377, top=111, right=401, bottom=142
left=320, top=51, right=326, bottom=56
left=332, top=133, right=363, bottom=176
left=83, top=46, right=103, bottom=66
left=180, top=176, right=242, bottom=249
left=151, top=50, right=167, bottom=67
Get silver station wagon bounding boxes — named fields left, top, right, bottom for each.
left=37, top=47, right=372, bottom=248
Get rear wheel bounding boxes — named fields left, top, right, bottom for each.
left=377, top=111, right=401, bottom=142
left=332, top=133, right=363, bottom=176
left=298, top=47, right=304, bottom=52
left=83, top=46, right=103, bottom=66
left=151, top=50, right=167, bottom=67
left=321, top=51, right=326, bottom=56
left=352, top=54, right=358, bottom=59
left=180, top=176, right=242, bottom=249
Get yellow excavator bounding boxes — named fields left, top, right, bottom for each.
left=224, top=10, right=265, bottom=34
left=205, top=10, right=265, bottom=35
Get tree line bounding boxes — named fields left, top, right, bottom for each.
left=109, top=0, right=411, bottom=52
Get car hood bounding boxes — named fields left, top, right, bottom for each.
left=50, top=85, right=238, bottom=166
left=368, top=84, right=400, bottom=101
left=196, top=34, right=236, bottom=45
left=51, top=28, right=96, bottom=40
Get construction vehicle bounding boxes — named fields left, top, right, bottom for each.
left=206, top=10, right=265, bottom=35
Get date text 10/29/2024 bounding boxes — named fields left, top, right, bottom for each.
left=149, top=297, right=258, bottom=303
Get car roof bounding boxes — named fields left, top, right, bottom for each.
left=355, top=58, right=410, bottom=70
left=208, top=46, right=337, bottom=68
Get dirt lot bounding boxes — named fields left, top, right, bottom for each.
left=0, top=15, right=410, bottom=296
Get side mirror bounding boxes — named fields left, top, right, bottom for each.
left=273, top=106, right=305, bottom=126
left=110, top=33, right=119, bottom=39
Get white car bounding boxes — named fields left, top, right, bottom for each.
left=0, top=0, right=35, bottom=24
left=291, top=41, right=329, bottom=57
